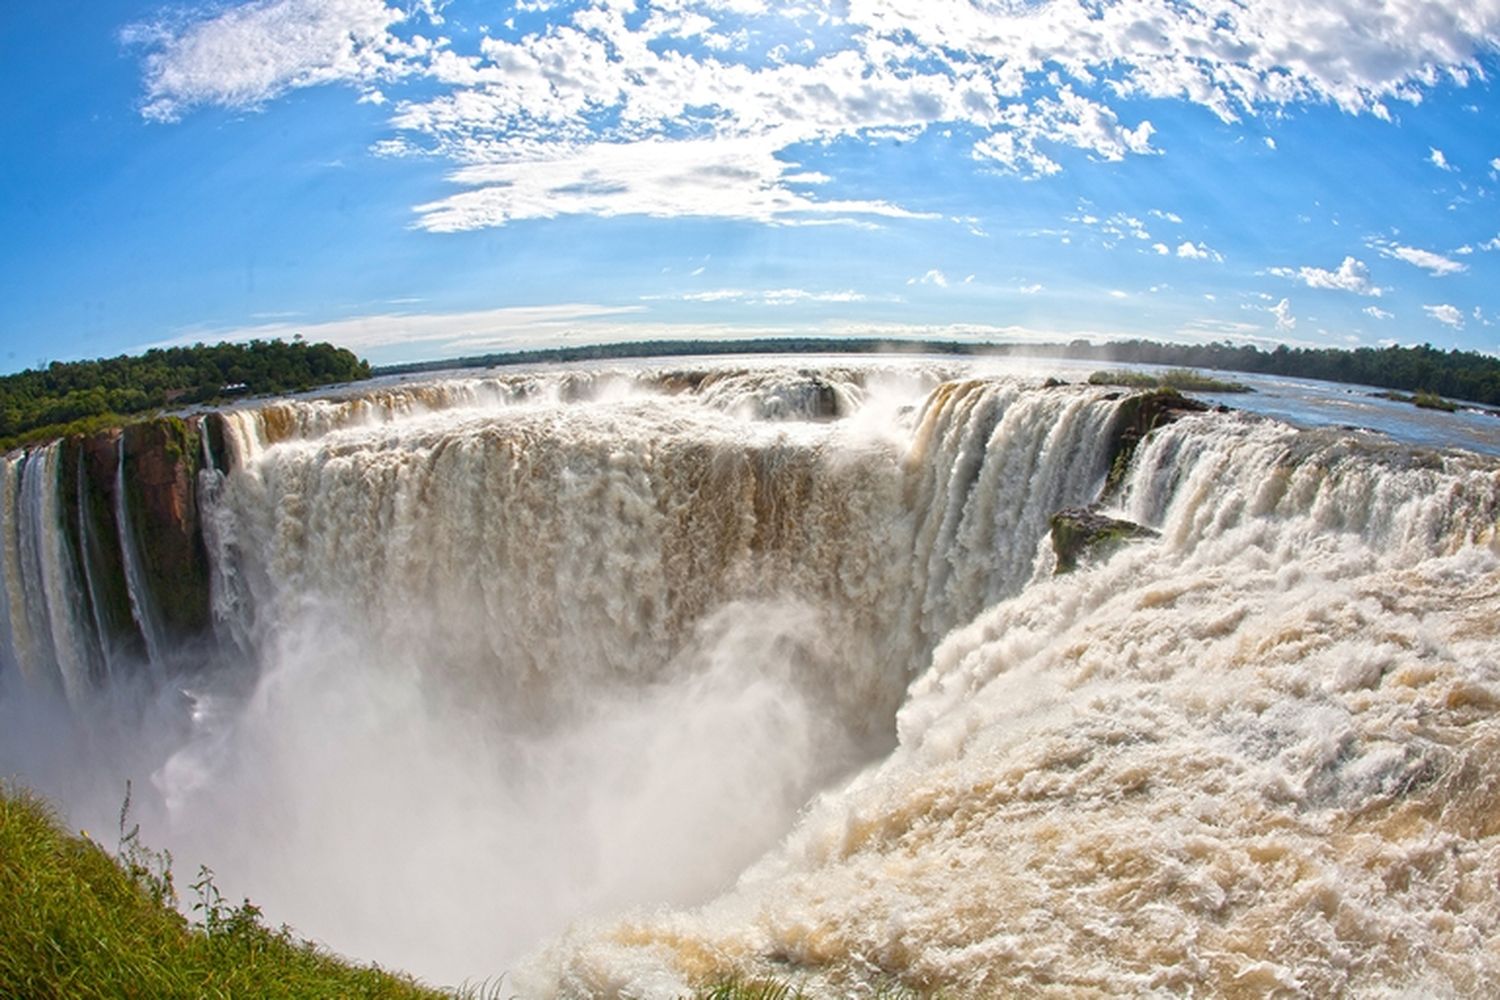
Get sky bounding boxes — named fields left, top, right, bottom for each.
left=1, top=0, right=1499, bottom=372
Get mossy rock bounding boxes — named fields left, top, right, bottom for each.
left=120, top=417, right=210, bottom=641
left=1050, top=506, right=1158, bottom=574
left=1101, top=388, right=1212, bottom=497
left=67, top=431, right=148, bottom=671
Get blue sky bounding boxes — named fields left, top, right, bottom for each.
left=1, top=0, right=1498, bottom=372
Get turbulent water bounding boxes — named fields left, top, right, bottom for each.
left=2, top=358, right=1499, bottom=996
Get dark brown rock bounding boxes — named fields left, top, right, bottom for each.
left=120, top=417, right=210, bottom=640
left=1050, top=506, right=1158, bottom=574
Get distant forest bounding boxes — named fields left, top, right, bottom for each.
left=0, top=340, right=370, bottom=449
left=379, top=336, right=1500, bottom=408
left=7, top=333, right=1498, bottom=452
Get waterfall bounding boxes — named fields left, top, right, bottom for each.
left=114, top=434, right=167, bottom=675
left=74, top=445, right=119, bottom=683
left=1, top=359, right=1497, bottom=995
left=0, top=446, right=99, bottom=702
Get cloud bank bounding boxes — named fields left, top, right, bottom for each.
left=127, top=0, right=1500, bottom=229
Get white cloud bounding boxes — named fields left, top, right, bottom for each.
left=908, top=269, right=950, bottom=288
left=1177, top=241, right=1223, bottom=262
left=1492, top=157, right=1500, bottom=172
left=1069, top=209, right=1153, bottom=247
left=1108, top=289, right=1129, bottom=299
left=1264, top=136, right=1277, bottom=150
left=1150, top=209, right=1182, bottom=224
left=1017, top=283, right=1044, bottom=295
left=414, top=136, right=938, bottom=230
left=651, top=287, right=868, bottom=305
left=665, top=289, right=751, bottom=303
left=131, top=0, right=1500, bottom=229
left=124, top=0, right=430, bottom=121
left=1271, top=298, right=1296, bottom=332
left=1152, top=243, right=1170, bottom=255
left=1363, top=306, right=1394, bottom=320
left=1424, top=303, right=1465, bottom=328
left=1429, top=147, right=1456, bottom=171
left=762, top=288, right=866, bottom=304
left=1270, top=256, right=1383, bottom=296
left=1374, top=241, right=1468, bottom=276
left=147, top=303, right=648, bottom=355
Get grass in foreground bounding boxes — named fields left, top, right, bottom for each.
left=0, top=783, right=446, bottom=1000
left=1088, top=368, right=1252, bottom=393
left=1, top=782, right=918, bottom=1000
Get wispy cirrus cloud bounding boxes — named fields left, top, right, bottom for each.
left=1373, top=240, right=1469, bottom=276
left=145, top=303, right=648, bottom=356
left=127, top=0, right=1500, bottom=231
left=643, top=288, right=868, bottom=305
left=413, top=136, right=939, bottom=230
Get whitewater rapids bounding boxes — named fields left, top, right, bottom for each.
left=1, top=359, right=1498, bottom=996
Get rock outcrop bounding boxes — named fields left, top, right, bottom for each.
left=1101, top=388, right=1212, bottom=497
left=1050, top=506, right=1158, bottom=574
left=118, top=417, right=210, bottom=641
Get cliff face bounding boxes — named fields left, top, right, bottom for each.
left=47, top=416, right=215, bottom=676
left=73, top=430, right=145, bottom=665
left=118, top=418, right=211, bottom=642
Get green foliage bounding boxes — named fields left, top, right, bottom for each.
left=0, top=340, right=371, bottom=450
left=1413, top=389, right=1458, bottom=412
left=1062, top=339, right=1500, bottom=405
left=0, top=782, right=446, bottom=1000
left=1087, top=368, right=1252, bottom=393
left=0, top=412, right=138, bottom=453
left=1374, top=388, right=1461, bottom=412
left=695, top=978, right=809, bottom=999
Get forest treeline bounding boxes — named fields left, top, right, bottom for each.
left=0, top=340, right=370, bottom=450
left=7, top=333, right=1495, bottom=452
left=1056, top=339, right=1500, bottom=406
left=379, top=336, right=1500, bottom=408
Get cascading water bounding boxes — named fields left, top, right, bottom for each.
left=1, top=358, right=1497, bottom=996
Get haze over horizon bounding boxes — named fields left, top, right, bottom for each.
left=2, top=0, right=1498, bottom=374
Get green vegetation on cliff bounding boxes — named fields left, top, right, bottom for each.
left=1377, top=388, right=1461, bottom=412
left=1087, top=368, right=1252, bottom=393
left=0, top=777, right=921, bottom=1000
left=0, top=340, right=370, bottom=450
left=0, top=783, right=443, bottom=1000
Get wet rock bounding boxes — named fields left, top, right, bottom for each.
left=1102, top=388, right=1211, bottom=497
left=1050, top=506, right=1158, bottom=574
left=119, top=417, right=210, bottom=640
left=69, top=429, right=146, bottom=663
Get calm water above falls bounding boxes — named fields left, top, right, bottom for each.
left=1, top=357, right=1498, bottom=996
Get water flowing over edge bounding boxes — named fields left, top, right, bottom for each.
left=0, top=358, right=1497, bottom=997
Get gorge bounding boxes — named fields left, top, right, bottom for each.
left=2, top=358, right=1498, bottom=996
